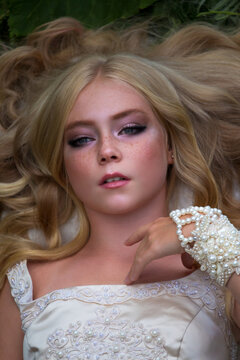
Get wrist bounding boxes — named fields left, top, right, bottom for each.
left=170, top=206, right=240, bottom=286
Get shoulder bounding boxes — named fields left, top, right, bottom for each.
left=28, top=258, right=71, bottom=299
left=0, top=278, right=24, bottom=359
left=27, top=260, right=57, bottom=299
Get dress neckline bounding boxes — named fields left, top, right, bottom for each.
left=8, top=261, right=224, bottom=332
left=29, top=260, right=199, bottom=301
left=8, top=260, right=206, bottom=305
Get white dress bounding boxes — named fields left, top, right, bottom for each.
left=7, top=260, right=239, bottom=359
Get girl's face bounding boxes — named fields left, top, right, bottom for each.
left=63, top=77, right=173, bottom=216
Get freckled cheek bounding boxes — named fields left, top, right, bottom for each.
left=129, top=137, right=167, bottom=163
left=129, top=137, right=169, bottom=190
left=64, top=153, right=93, bottom=185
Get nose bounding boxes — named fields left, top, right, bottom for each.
left=97, top=136, right=122, bottom=165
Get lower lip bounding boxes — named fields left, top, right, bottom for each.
left=100, top=180, right=130, bottom=189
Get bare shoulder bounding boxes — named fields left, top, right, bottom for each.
left=27, top=258, right=71, bottom=299
left=27, top=253, right=90, bottom=297
left=0, top=278, right=24, bottom=359
left=27, top=260, right=57, bottom=299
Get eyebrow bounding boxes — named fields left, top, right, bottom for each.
left=65, top=109, right=146, bottom=132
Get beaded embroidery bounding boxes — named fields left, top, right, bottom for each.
left=170, top=206, right=240, bottom=286
left=7, top=262, right=226, bottom=332
left=7, top=260, right=32, bottom=304
left=7, top=261, right=239, bottom=359
left=45, top=307, right=168, bottom=360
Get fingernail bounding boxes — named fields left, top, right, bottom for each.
left=124, top=275, right=132, bottom=285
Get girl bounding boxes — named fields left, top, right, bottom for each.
left=0, top=18, right=239, bottom=359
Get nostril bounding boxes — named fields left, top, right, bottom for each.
left=99, top=152, right=120, bottom=164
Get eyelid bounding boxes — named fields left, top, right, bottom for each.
left=67, top=135, right=95, bottom=148
left=121, top=122, right=146, bottom=129
left=67, top=135, right=91, bottom=142
left=118, top=124, right=147, bottom=136
left=120, top=121, right=146, bottom=129
left=66, top=129, right=95, bottom=141
left=122, top=122, right=139, bottom=127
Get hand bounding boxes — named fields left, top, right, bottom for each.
left=124, top=217, right=195, bottom=284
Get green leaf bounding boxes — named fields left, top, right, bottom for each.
left=7, top=0, right=147, bottom=39
left=5, top=0, right=240, bottom=43
left=8, top=0, right=54, bottom=38
left=139, top=0, right=157, bottom=10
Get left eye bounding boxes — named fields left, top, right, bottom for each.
left=68, top=136, right=94, bottom=148
left=119, top=125, right=146, bottom=135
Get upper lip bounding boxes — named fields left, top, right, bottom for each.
left=99, top=172, right=130, bottom=185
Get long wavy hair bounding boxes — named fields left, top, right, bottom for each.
left=0, top=18, right=239, bottom=292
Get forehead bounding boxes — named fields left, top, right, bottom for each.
left=67, top=77, right=156, bottom=123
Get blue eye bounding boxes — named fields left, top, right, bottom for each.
left=119, top=125, right=146, bottom=135
left=68, top=137, right=94, bottom=148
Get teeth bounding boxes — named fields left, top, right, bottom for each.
left=105, top=177, right=125, bottom=183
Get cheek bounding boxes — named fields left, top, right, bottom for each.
left=132, top=136, right=168, bottom=165
left=64, top=152, right=91, bottom=187
left=144, top=142, right=162, bottom=160
left=133, top=136, right=169, bottom=188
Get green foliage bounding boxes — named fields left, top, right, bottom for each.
left=0, top=0, right=240, bottom=44
left=2, top=0, right=157, bottom=41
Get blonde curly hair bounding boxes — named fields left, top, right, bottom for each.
left=0, top=18, right=239, bottom=291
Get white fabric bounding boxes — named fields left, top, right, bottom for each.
left=7, top=261, right=239, bottom=359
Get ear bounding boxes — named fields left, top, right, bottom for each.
left=166, top=134, right=173, bottom=164
left=167, top=149, right=174, bottom=164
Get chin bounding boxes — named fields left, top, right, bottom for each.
left=85, top=199, right=143, bottom=216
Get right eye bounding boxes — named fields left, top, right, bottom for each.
left=68, top=136, right=94, bottom=148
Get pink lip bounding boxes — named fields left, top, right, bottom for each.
left=99, top=172, right=130, bottom=189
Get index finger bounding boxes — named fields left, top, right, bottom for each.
left=125, top=223, right=151, bottom=246
left=125, top=240, right=154, bottom=284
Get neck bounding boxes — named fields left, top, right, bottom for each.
left=82, top=197, right=169, bottom=259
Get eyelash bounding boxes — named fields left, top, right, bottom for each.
left=119, top=125, right=146, bottom=135
left=67, top=125, right=146, bottom=148
left=68, top=137, right=94, bottom=148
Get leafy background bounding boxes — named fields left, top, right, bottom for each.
left=1, top=0, right=240, bottom=44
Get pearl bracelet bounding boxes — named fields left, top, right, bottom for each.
left=170, top=206, right=240, bottom=286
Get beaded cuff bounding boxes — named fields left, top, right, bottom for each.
left=170, top=206, right=240, bottom=286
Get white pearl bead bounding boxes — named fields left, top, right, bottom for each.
left=145, top=335, right=152, bottom=343
left=113, top=345, right=120, bottom=353
left=170, top=205, right=240, bottom=286
left=151, top=329, right=159, bottom=337
left=208, top=254, right=217, bottom=263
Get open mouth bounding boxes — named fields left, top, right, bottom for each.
left=103, top=176, right=127, bottom=184
left=99, top=173, right=130, bottom=187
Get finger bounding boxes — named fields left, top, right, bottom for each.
left=125, top=223, right=150, bottom=246
left=124, top=242, right=155, bottom=284
left=181, top=252, right=195, bottom=269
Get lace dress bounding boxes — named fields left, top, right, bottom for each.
left=7, top=260, right=239, bottom=359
